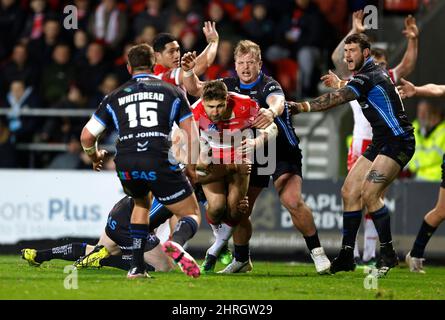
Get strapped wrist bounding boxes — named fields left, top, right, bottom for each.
left=183, top=69, right=195, bottom=78
left=301, top=101, right=311, bottom=112
left=82, top=141, right=97, bottom=156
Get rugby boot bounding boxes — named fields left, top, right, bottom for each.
left=330, top=246, right=356, bottom=274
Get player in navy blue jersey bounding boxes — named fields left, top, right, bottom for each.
left=80, top=43, right=201, bottom=279
left=181, top=40, right=331, bottom=275
left=287, top=33, right=415, bottom=277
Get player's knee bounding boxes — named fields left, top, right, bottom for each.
left=280, top=192, right=303, bottom=212
left=207, top=204, right=226, bottom=222
left=341, top=183, right=360, bottom=202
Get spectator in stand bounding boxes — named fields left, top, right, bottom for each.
left=88, top=0, right=127, bottom=50
left=206, top=0, right=241, bottom=44
left=3, top=79, right=41, bottom=144
left=38, top=85, right=87, bottom=144
left=408, top=100, right=445, bottom=182
left=165, top=0, right=202, bottom=38
left=75, top=41, right=111, bottom=99
left=72, top=29, right=89, bottom=64
left=87, top=73, right=119, bottom=110
left=135, top=24, right=157, bottom=45
left=113, top=42, right=133, bottom=85
left=279, top=0, right=328, bottom=98
left=203, top=39, right=235, bottom=80
left=0, top=0, right=26, bottom=61
left=47, top=135, right=91, bottom=169
left=40, top=43, right=75, bottom=106
left=133, top=0, right=168, bottom=36
left=73, top=0, right=92, bottom=31
left=20, top=0, right=47, bottom=42
left=0, top=116, right=18, bottom=168
left=243, top=0, right=274, bottom=49
left=27, top=17, right=62, bottom=67
left=0, top=43, right=39, bottom=97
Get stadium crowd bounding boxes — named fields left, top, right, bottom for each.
left=0, top=0, right=367, bottom=168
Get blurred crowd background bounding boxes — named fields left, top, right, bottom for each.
left=0, top=0, right=439, bottom=171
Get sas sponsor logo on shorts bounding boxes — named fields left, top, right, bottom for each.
left=117, top=171, right=157, bottom=181
left=158, top=189, right=186, bottom=202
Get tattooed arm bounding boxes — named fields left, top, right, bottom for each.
left=287, top=86, right=357, bottom=115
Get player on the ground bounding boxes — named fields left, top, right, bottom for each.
left=80, top=43, right=202, bottom=279
left=191, top=80, right=277, bottom=273
left=21, top=194, right=250, bottom=272
left=181, top=40, right=331, bottom=274
left=397, top=79, right=445, bottom=273
left=287, top=33, right=415, bottom=277
left=21, top=195, right=174, bottom=272
left=325, top=11, right=418, bottom=265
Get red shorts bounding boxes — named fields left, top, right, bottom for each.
left=347, top=138, right=372, bottom=171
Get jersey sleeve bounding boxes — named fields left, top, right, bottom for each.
left=346, top=74, right=374, bottom=98
left=92, top=96, right=114, bottom=129
left=263, top=78, right=285, bottom=100
left=174, top=93, right=193, bottom=125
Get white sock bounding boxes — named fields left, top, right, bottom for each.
left=207, top=223, right=233, bottom=257
left=363, top=218, right=378, bottom=261
left=353, top=238, right=360, bottom=258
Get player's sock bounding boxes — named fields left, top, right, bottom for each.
left=303, top=231, right=321, bottom=251
left=234, top=244, right=250, bottom=263
left=363, top=217, right=378, bottom=261
left=353, top=239, right=360, bottom=259
left=370, top=205, right=392, bottom=244
left=35, top=242, right=87, bottom=263
left=130, top=224, right=149, bottom=270
left=207, top=223, right=233, bottom=257
left=149, top=200, right=173, bottom=231
left=171, top=216, right=198, bottom=246
left=99, top=255, right=155, bottom=272
left=342, top=210, right=362, bottom=248
left=411, top=220, right=437, bottom=258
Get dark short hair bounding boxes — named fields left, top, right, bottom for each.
left=127, top=44, right=155, bottom=71
left=345, top=33, right=371, bottom=51
left=370, top=48, right=387, bottom=60
left=153, top=33, right=177, bottom=53
left=202, top=80, right=228, bottom=102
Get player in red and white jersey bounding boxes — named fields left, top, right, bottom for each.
left=190, top=81, right=277, bottom=271
left=152, top=22, right=219, bottom=92
left=324, top=10, right=418, bottom=266
left=192, top=89, right=260, bottom=163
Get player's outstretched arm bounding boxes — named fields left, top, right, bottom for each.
left=287, top=86, right=357, bottom=115
left=392, top=15, right=419, bottom=82
left=331, top=10, right=365, bottom=79
left=193, top=21, right=219, bottom=76
left=397, top=78, right=445, bottom=98
left=181, top=51, right=205, bottom=97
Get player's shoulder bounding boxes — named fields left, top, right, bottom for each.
left=228, top=91, right=253, bottom=102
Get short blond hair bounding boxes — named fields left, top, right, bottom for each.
left=234, top=40, right=262, bottom=62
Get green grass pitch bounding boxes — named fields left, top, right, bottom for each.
left=1, top=255, right=444, bottom=300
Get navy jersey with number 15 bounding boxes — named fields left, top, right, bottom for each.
left=93, top=73, right=192, bottom=156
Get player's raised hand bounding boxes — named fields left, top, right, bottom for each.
left=352, top=10, right=366, bottom=33
left=397, top=78, right=416, bottom=99
left=321, top=70, right=342, bottom=89
left=92, top=149, right=107, bottom=172
left=203, top=21, right=219, bottom=43
left=252, top=108, right=275, bottom=129
left=402, top=15, right=418, bottom=39
left=181, top=51, right=197, bottom=72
